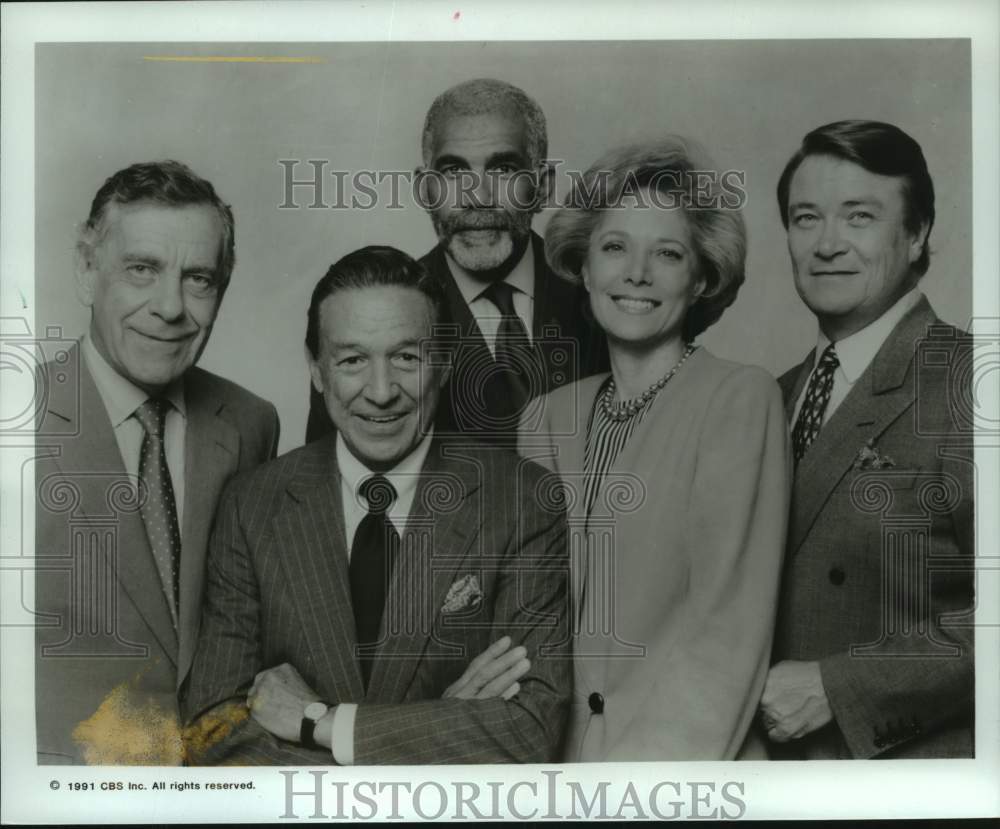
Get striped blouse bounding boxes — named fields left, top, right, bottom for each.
left=582, top=377, right=659, bottom=521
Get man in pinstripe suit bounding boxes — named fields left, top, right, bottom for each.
left=184, top=246, right=571, bottom=764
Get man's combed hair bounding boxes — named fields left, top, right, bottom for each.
left=305, top=245, right=447, bottom=359
left=776, top=119, right=935, bottom=277
left=545, top=135, right=747, bottom=342
left=421, top=78, right=548, bottom=167
left=83, top=160, right=237, bottom=284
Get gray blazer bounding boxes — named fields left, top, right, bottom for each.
left=182, top=436, right=571, bottom=765
left=35, top=342, right=279, bottom=764
left=772, top=296, right=975, bottom=759
left=521, top=348, right=790, bottom=761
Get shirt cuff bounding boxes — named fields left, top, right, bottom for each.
left=330, top=703, right=357, bottom=765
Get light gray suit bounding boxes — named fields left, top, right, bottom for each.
left=34, top=342, right=278, bottom=764
left=520, top=348, right=790, bottom=761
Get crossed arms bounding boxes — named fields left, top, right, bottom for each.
left=182, top=464, right=572, bottom=765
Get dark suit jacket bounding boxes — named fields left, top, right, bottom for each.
left=183, top=436, right=571, bottom=765
left=305, top=231, right=608, bottom=444
left=34, top=343, right=279, bottom=764
left=772, top=297, right=974, bottom=759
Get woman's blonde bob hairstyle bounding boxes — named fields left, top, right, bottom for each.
left=545, top=135, right=747, bottom=341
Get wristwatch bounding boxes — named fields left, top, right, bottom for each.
left=300, top=701, right=329, bottom=750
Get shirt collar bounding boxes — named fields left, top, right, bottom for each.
left=445, top=240, right=535, bottom=306
left=336, top=428, right=434, bottom=512
left=82, top=334, right=186, bottom=427
left=815, top=288, right=923, bottom=383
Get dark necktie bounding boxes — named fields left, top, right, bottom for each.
left=792, top=343, right=840, bottom=464
left=134, top=398, right=181, bottom=622
left=480, top=280, right=533, bottom=425
left=349, top=475, right=399, bottom=690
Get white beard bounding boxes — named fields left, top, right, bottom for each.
left=445, top=228, right=516, bottom=272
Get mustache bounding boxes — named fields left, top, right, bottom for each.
left=440, top=209, right=517, bottom=233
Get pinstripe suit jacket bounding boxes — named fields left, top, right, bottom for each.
left=35, top=343, right=279, bottom=764
left=183, top=435, right=571, bottom=765
left=771, top=297, right=975, bottom=759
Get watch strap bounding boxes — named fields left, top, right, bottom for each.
left=300, top=714, right=320, bottom=750
left=300, top=703, right=329, bottom=750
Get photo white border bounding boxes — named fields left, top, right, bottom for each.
left=2, top=0, right=998, bottom=822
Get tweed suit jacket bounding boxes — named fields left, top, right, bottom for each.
left=772, top=297, right=975, bottom=759
left=520, top=348, right=791, bottom=761
left=34, top=342, right=279, bottom=764
left=305, top=231, right=608, bottom=444
left=183, top=435, right=571, bottom=765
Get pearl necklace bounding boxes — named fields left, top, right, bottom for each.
left=600, top=344, right=696, bottom=421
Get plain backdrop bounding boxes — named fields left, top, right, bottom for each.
left=35, top=40, right=971, bottom=454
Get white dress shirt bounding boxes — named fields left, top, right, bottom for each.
left=792, top=288, right=923, bottom=427
left=328, top=429, right=434, bottom=764
left=445, top=245, right=535, bottom=355
left=82, top=335, right=186, bottom=529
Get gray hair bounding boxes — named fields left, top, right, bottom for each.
left=421, top=78, right=547, bottom=167
left=80, top=160, right=236, bottom=285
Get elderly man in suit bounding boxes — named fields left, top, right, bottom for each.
left=760, top=120, right=974, bottom=759
left=35, top=161, right=279, bottom=764
left=306, top=77, right=606, bottom=444
left=184, top=245, right=570, bottom=765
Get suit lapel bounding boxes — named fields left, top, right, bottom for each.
left=47, top=346, right=179, bottom=663
left=549, top=376, right=602, bottom=619
left=366, top=440, right=482, bottom=702
left=274, top=438, right=365, bottom=702
left=531, top=231, right=584, bottom=391
left=530, top=231, right=559, bottom=337
left=780, top=351, right=814, bottom=422
left=176, top=379, right=240, bottom=683
left=788, top=299, right=937, bottom=554
left=427, top=243, right=493, bottom=360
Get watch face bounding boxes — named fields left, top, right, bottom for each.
left=304, top=701, right=328, bottom=721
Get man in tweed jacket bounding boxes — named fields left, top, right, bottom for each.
left=760, top=120, right=974, bottom=759
left=184, top=246, right=570, bottom=764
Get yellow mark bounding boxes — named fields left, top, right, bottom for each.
left=72, top=683, right=184, bottom=765
left=143, top=56, right=326, bottom=64
left=182, top=700, right=251, bottom=765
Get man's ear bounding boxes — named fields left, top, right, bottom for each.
left=74, top=238, right=98, bottom=307
left=908, top=219, right=931, bottom=265
left=531, top=160, right=556, bottom=214
left=414, top=166, right=439, bottom=213
left=306, top=344, right=324, bottom=394
left=437, top=356, right=453, bottom=390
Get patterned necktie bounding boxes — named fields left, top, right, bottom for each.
left=134, top=398, right=181, bottom=622
left=349, top=475, right=399, bottom=690
left=792, top=343, right=840, bottom=464
left=481, top=280, right=533, bottom=425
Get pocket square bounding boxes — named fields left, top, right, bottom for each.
left=854, top=439, right=895, bottom=470
left=442, top=574, right=482, bottom=613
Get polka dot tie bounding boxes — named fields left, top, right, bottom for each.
left=134, top=398, right=181, bottom=623
left=349, top=475, right=399, bottom=690
left=792, top=343, right=840, bottom=464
